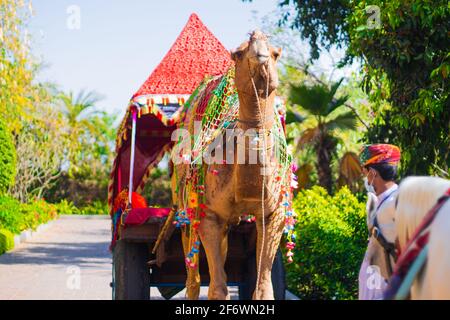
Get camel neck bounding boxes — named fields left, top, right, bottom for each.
left=237, top=92, right=275, bottom=130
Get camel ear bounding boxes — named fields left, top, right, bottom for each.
left=231, top=49, right=244, bottom=62
left=272, top=47, right=282, bottom=62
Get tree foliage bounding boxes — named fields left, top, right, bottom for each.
left=141, top=166, right=172, bottom=208
left=1, top=0, right=117, bottom=205
left=348, top=0, right=449, bottom=176
left=278, top=0, right=352, bottom=60
left=289, top=79, right=357, bottom=193
left=0, top=0, right=37, bottom=133
left=0, top=117, right=16, bottom=195
left=9, top=103, right=70, bottom=202
left=249, top=0, right=450, bottom=177
left=1, top=0, right=68, bottom=201
left=44, top=95, right=117, bottom=206
left=58, top=90, right=112, bottom=177
left=244, top=0, right=352, bottom=60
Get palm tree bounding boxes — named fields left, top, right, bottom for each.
left=288, top=79, right=357, bottom=193
left=60, top=90, right=103, bottom=128
left=59, top=90, right=104, bottom=174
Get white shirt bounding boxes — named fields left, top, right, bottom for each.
left=374, top=184, right=398, bottom=243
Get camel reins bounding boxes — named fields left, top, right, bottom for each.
left=248, top=58, right=271, bottom=297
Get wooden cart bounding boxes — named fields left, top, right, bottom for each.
left=111, top=212, right=286, bottom=300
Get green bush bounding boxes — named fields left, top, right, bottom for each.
left=0, top=118, right=16, bottom=195
left=0, top=195, right=58, bottom=235
left=285, top=186, right=367, bottom=300
left=0, top=229, right=14, bottom=254
left=78, top=201, right=108, bottom=215
left=20, top=199, right=58, bottom=230
left=53, top=199, right=80, bottom=215
left=0, top=195, right=24, bottom=234
left=53, top=200, right=108, bottom=215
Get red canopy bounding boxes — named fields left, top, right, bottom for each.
left=132, top=13, right=233, bottom=102
left=108, top=13, right=233, bottom=214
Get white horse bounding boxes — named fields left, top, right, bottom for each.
left=394, top=176, right=450, bottom=299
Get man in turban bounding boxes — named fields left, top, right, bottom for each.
left=358, top=144, right=401, bottom=300
left=359, top=144, right=401, bottom=195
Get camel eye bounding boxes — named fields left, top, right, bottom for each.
left=271, top=47, right=282, bottom=61
left=231, top=49, right=245, bottom=61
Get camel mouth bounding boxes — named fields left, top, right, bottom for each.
left=256, top=54, right=269, bottom=64
left=248, top=54, right=269, bottom=65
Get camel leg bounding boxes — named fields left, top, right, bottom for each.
left=181, top=228, right=200, bottom=300
left=253, top=208, right=285, bottom=300
left=198, top=213, right=229, bottom=300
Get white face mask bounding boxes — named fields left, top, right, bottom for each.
left=364, top=170, right=376, bottom=194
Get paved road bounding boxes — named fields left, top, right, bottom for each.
left=0, top=215, right=239, bottom=300
left=0, top=216, right=112, bottom=300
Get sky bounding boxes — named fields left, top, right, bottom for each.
left=28, top=0, right=356, bottom=118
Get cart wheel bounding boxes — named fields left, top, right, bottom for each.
left=112, top=240, right=150, bottom=300
left=238, top=248, right=286, bottom=300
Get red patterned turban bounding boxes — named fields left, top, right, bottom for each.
left=359, top=144, right=401, bottom=167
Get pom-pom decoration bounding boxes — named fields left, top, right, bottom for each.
left=113, top=189, right=148, bottom=213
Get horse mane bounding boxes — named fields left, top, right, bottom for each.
left=395, top=176, right=450, bottom=249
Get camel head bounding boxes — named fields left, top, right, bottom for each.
left=231, top=30, right=281, bottom=97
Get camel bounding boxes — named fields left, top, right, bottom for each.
left=389, top=176, right=450, bottom=299
left=171, top=30, right=286, bottom=300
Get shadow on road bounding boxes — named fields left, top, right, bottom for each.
left=0, top=241, right=111, bottom=267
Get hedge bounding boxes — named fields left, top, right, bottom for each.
left=0, top=195, right=58, bottom=235
left=54, top=199, right=108, bottom=215
left=0, top=196, right=108, bottom=239
left=0, top=117, right=16, bottom=195
left=0, top=195, right=109, bottom=255
left=0, top=229, right=14, bottom=254
left=285, top=186, right=367, bottom=300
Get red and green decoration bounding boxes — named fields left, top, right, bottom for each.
left=172, top=67, right=298, bottom=268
